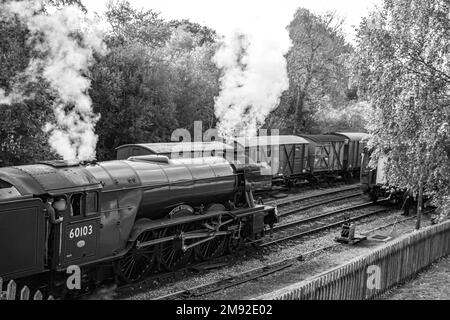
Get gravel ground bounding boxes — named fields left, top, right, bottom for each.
left=379, top=255, right=450, bottom=300
left=117, top=209, right=435, bottom=300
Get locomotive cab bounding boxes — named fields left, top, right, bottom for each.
left=0, top=161, right=104, bottom=282
left=47, top=190, right=102, bottom=270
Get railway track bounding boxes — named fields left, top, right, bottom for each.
left=277, top=192, right=364, bottom=218
left=151, top=212, right=414, bottom=301
left=265, top=184, right=362, bottom=208
left=261, top=201, right=390, bottom=247
left=104, top=209, right=436, bottom=300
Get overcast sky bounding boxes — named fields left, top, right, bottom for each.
left=83, top=0, right=382, bottom=43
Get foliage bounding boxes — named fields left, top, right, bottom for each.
left=2, top=1, right=415, bottom=169
left=0, top=1, right=55, bottom=166
left=45, top=0, right=86, bottom=12
left=356, top=0, right=450, bottom=211
left=312, top=101, right=370, bottom=133
left=268, top=8, right=355, bottom=134
left=91, top=1, right=220, bottom=160
left=104, top=0, right=171, bottom=47
left=0, top=0, right=222, bottom=163
left=168, top=19, right=217, bottom=45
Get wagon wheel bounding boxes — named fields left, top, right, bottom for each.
left=158, top=223, right=195, bottom=271
left=195, top=232, right=227, bottom=261
left=195, top=204, right=228, bottom=260
left=115, top=231, right=157, bottom=284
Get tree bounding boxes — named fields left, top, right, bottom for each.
left=357, top=0, right=450, bottom=216
left=168, top=19, right=217, bottom=46
left=45, top=0, right=87, bottom=12
left=161, top=26, right=220, bottom=131
left=0, top=1, right=56, bottom=166
left=90, top=41, right=180, bottom=160
left=90, top=2, right=221, bottom=160
left=104, top=0, right=171, bottom=47
left=272, top=8, right=353, bottom=134
left=312, top=101, right=370, bottom=133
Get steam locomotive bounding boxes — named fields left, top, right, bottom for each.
left=0, top=156, right=277, bottom=295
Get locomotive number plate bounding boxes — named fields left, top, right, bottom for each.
left=69, top=225, right=93, bottom=239
left=64, top=220, right=99, bottom=263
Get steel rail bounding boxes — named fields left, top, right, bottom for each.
left=151, top=211, right=415, bottom=301
left=277, top=192, right=363, bottom=218
left=153, top=263, right=294, bottom=300
left=265, top=184, right=361, bottom=207
left=274, top=201, right=380, bottom=231
left=260, top=206, right=391, bottom=247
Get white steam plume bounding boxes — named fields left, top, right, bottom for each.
left=1, top=0, right=106, bottom=161
left=213, top=2, right=295, bottom=140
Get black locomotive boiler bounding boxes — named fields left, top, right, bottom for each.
left=0, top=155, right=277, bottom=294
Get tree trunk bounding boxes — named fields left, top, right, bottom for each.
left=445, top=139, right=450, bottom=159
left=293, top=90, right=306, bottom=134
left=415, top=182, right=423, bottom=230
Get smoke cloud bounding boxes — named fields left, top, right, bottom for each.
left=1, top=0, right=106, bottom=161
left=213, top=2, right=295, bottom=140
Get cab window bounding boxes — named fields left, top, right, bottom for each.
left=71, top=193, right=84, bottom=217
left=0, top=179, right=21, bottom=200
left=86, top=192, right=98, bottom=216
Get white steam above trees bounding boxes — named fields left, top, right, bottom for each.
left=212, top=3, right=296, bottom=140
left=0, top=0, right=106, bottom=161
left=0, top=0, right=297, bottom=160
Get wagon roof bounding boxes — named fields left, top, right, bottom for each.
left=330, top=132, right=370, bottom=141
left=170, top=156, right=229, bottom=165
left=298, top=134, right=347, bottom=143
left=0, top=163, right=101, bottom=197
left=234, top=135, right=309, bottom=147
left=116, top=141, right=234, bottom=154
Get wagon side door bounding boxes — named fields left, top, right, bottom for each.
left=293, top=144, right=306, bottom=175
